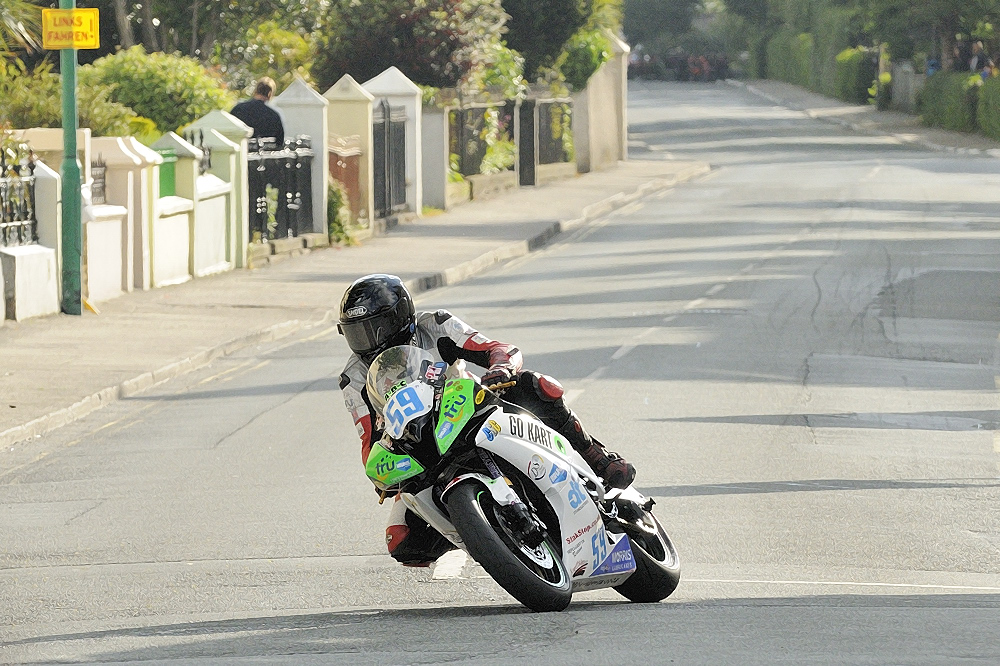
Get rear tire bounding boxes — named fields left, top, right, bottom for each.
left=613, top=509, right=680, bottom=603
left=447, top=482, right=572, bottom=612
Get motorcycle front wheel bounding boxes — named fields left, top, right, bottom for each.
left=447, top=482, right=572, bottom=612
left=613, top=507, right=680, bottom=603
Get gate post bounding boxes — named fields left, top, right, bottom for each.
left=324, top=75, right=375, bottom=228
left=363, top=67, right=423, bottom=217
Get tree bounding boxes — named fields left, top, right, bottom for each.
left=313, top=0, right=510, bottom=92
left=85, top=0, right=322, bottom=60
left=0, top=0, right=40, bottom=54
left=623, top=0, right=700, bottom=47
left=501, top=0, right=590, bottom=79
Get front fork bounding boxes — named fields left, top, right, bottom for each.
left=441, top=450, right=548, bottom=549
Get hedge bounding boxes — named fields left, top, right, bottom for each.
left=919, top=71, right=979, bottom=133
left=977, top=77, right=1000, bottom=141
left=766, top=29, right=814, bottom=88
left=834, top=47, right=876, bottom=104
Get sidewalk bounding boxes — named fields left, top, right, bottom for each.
left=0, top=159, right=710, bottom=451
left=733, top=79, right=1000, bottom=156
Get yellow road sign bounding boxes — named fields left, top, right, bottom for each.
left=42, top=8, right=100, bottom=50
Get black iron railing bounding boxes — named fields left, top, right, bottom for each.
left=0, top=150, right=37, bottom=247
left=183, top=130, right=213, bottom=175
left=372, top=99, right=406, bottom=219
left=247, top=135, right=314, bottom=241
left=90, top=154, right=107, bottom=205
left=448, top=101, right=517, bottom=177
left=537, top=100, right=573, bottom=165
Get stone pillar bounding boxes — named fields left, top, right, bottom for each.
left=33, top=160, right=62, bottom=285
left=116, top=138, right=162, bottom=291
left=275, top=77, right=330, bottom=235
left=421, top=106, right=449, bottom=209
left=91, top=137, right=140, bottom=292
left=363, top=66, right=423, bottom=216
left=187, top=111, right=253, bottom=267
left=201, top=129, right=241, bottom=267
left=153, top=132, right=202, bottom=281
left=325, top=75, right=375, bottom=227
left=608, top=30, right=630, bottom=162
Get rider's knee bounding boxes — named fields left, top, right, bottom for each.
left=527, top=372, right=565, bottom=403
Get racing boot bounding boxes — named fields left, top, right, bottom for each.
left=559, top=417, right=636, bottom=490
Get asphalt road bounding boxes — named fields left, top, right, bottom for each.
left=3, top=81, right=1000, bottom=664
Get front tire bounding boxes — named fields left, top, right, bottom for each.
left=447, top=482, right=572, bottom=612
left=613, top=508, right=680, bottom=603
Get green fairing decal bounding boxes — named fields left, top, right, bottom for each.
left=435, top=378, right=475, bottom=454
left=365, top=443, right=425, bottom=490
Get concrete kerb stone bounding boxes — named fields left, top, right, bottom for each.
left=0, top=167, right=710, bottom=451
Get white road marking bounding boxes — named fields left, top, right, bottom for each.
left=687, top=578, right=1000, bottom=592
left=611, top=327, right=658, bottom=361
left=432, top=550, right=468, bottom=579
left=705, top=283, right=726, bottom=296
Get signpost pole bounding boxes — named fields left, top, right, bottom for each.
left=58, top=0, right=82, bottom=315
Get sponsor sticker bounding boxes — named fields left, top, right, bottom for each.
left=436, top=422, right=454, bottom=439
left=572, top=561, right=588, bottom=577
left=592, top=532, right=637, bottom=576
left=396, top=457, right=412, bottom=472
left=475, top=389, right=486, bottom=404
left=481, top=420, right=501, bottom=442
left=345, top=306, right=368, bottom=318
left=548, top=464, right=568, bottom=485
left=527, top=454, right=546, bottom=481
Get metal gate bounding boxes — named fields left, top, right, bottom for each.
left=372, top=99, right=407, bottom=219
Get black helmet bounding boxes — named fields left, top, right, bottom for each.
left=338, top=274, right=415, bottom=361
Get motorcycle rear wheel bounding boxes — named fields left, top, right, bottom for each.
left=447, top=482, right=572, bottom=612
left=613, top=508, right=680, bottom=603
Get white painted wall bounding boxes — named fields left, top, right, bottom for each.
left=0, top=245, right=59, bottom=321
left=152, top=197, right=194, bottom=287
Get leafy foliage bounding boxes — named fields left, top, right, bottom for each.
left=623, top=0, right=698, bottom=47
left=0, top=0, right=40, bottom=54
left=0, top=59, right=136, bottom=136
left=918, top=71, right=980, bottom=132
left=978, top=76, right=1000, bottom=140
left=833, top=47, right=877, bottom=104
left=314, top=0, right=510, bottom=92
left=81, top=47, right=235, bottom=134
left=503, top=0, right=591, bottom=80
left=560, top=29, right=613, bottom=91
left=212, top=20, right=313, bottom=96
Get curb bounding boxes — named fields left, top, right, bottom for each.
left=0, top=164, right=710, bottom=451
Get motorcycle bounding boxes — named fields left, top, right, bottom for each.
left=364, top=345, right=680, bottom=612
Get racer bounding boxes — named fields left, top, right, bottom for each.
left=338, top=273, right=636, bottom=566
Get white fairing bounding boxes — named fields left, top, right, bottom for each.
left=401, top=405, right=637, bottom=589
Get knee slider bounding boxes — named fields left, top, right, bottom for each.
left=531, top=373, right=565, bottom=402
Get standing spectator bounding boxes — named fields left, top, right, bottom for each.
left=952, top=42, right=971, bottom=72
left=230, top=77, right=285, bottom=146
left=969, top=41, right=987, bottom=73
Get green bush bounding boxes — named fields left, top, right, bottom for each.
left=869, top=72, right=892, bottom=111
left=82, top=47, right=235, bottom=134
left=0, top=59, right=136, bottom=136
left=559, top=29, right=612, bottom=91
left=327, top=178, right=354, bottom=244
left=766, top=30, right=813, bottom=88
left=977, top=77, right=1000, bottom=140
left=918, top=71, right=979, bottom=133
left=834, top=47, right=877, bottom=104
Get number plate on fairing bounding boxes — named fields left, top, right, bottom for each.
left=383, top=383, right=434, bottom=439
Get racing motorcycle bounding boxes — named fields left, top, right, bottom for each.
left=365, top=345, right=680, bottom=612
